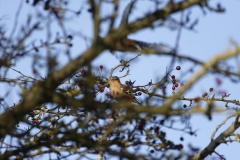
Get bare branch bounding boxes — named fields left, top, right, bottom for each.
left=193, top=113, right=240, bottom=159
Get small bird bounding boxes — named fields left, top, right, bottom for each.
left=109, top=76, right=140, bottom=104
left=115, top=38, right=171, bottom=54
left=99, top=36, right=171, bottom=54
left=98, top=0, right=172, bottom=54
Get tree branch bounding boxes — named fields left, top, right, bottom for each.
left=192, top=113, right=240, bottom=159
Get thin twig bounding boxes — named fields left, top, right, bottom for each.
left=211, top=113, right=238, bottom=141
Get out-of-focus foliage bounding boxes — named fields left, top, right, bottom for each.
left=0, top=0, right=240, bottom=160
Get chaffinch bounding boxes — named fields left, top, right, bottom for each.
left=115, top=38, right=171, bottom=54
left=99, top=0, right=172, bottom=54
left=109, top=76, right=140, bottom=104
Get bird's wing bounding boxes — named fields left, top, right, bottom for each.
left=121, top=85, right=141, bottom=104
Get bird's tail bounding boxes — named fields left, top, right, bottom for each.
left=132, top=39, right=172, bottom=54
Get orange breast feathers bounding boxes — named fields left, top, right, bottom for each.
left=109, top=76, right=140, bottom=103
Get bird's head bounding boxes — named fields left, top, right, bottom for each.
left=109, top=76, right=121, bottom=87
left=111, top=76, right=119, bottom=81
